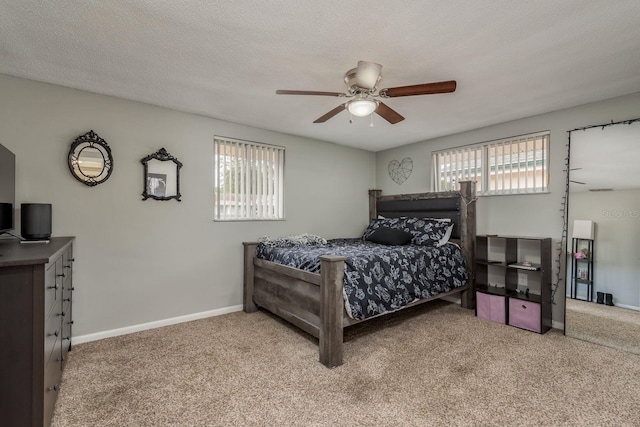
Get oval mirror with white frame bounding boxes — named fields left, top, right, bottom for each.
left=68, top=130, right=113, bottom=186
left=141, top=147, right=182, bottom=201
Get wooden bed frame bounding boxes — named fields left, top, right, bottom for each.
left=243, top=181, right=476, bottom=368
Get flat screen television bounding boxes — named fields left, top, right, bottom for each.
left=0, top=142, right=16, bottom=235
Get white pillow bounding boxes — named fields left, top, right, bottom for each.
left=436, top=223, right=455, bottom=247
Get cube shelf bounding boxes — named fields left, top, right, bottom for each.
left=475, top=235, right=552, bottom=334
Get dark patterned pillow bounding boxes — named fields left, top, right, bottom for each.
left=361, top=218, right=402, bottom=240
left=409, top=219, right=453, bottom=246
left=365, top=227, right=414, bottom=245
left=361, top=217, right=452, bottom=246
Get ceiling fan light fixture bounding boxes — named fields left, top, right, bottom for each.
left=347, top=98, right=378, bottom=117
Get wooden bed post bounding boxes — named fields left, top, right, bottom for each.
left=243, top=242, right=259, bottom=313
left=318, top=254, right=346, bottom=368
left=368, top=189, right=381, bottom=221
left=458, top=181, right=477, bottom=309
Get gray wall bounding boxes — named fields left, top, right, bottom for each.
left=376, top=91, right=640, bottom=326
left=0, top=74, right=375, bottom=336
left=569, top=190, right=640, bottom=308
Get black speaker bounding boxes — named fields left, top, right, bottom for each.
left=21, top=203, right=52, bottom=240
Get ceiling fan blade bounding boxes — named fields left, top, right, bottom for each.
left=570, top=180, right=586, bottom=185
left=276, top=90, right=345, bottom=97
left=375, top=101, right=405, bottom=124
left=313, top=104, right=346, bottom=123
left=380, top=80, right=457, bottom=97
left=356, top=61, right=382, bottom=89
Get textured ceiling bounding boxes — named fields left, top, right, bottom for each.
left=2, top=1, right=640, bottom=151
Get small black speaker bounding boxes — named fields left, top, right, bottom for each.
left=21, top=203, right=52, bottom=240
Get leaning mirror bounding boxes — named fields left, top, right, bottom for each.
left=141, top=148, right=182, bottom=201
left=565, top=118, right=640, bottom=355
left=68, top=130, right=113, bottom=186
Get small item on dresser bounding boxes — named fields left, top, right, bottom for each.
left=21, top=203, right=52, bottom=241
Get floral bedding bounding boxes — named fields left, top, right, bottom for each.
left=256, top=238, right=468, bottom=320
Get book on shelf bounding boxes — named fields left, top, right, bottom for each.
left=508, top=262, right=540, bottom=271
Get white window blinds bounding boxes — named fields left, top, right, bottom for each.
left=432, top=146, right=484, bottom=193
left=213, top=137, right=285, bottom=220
left=432, top=131, right=549, bottom=195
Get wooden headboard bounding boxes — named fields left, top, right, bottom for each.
left=373, top=194, right=463, bottom=239
left=368, top=181, right=476, bottom=241
left=368, top=181, right=477, bottom=308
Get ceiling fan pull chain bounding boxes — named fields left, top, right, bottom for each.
left=349, top=112, right=353, bottom=124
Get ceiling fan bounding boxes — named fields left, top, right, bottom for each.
left=276, top=61, right=457, bottom=124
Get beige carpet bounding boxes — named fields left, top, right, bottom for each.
left=52, top=301, right=640, bottom=427
left=566, top=298, right=640, bottom=355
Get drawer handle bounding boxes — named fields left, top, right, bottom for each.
left=47, top=384, right=59, bottom=392
left=68, top=320, right=74, bottom=325
left=47, top=284, right=59, bottom=290
left=63, top=336, right=71, bottom=342
left=521, top=305, right=527, bottom=309
left=58, top=311, right=66, bottom=317
left=57, top=273, right=66, bottom=278
left=47, top=330, right=59, bottom=337
left=64, top=264, right=72, bottom=269
left=71, top=287, right=75, bottom=291
left=64, top=297, right=72, bottom=302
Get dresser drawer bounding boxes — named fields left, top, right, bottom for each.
left=508, top=299, right=541, bottom=333
left=44, top=262, right=59, bottom=317
left=62, top=252, right=73, bottom=291
left=61, top=301, right=72, bottom=365
left=44, top=308, right=62, bottom=363
left=476, top=292, right=506, bottom=324
left=62, top=281, right=73, bottom=304
left=44, top=352, right=62, bottom=427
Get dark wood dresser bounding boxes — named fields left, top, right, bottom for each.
left=0, top=237, right=75, bottom=427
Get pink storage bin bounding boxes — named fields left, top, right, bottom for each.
left=476, top=292, right=506, bottom=324
left=508, top=299, right=541, bottom=333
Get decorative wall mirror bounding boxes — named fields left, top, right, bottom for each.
left=141, top=148, right=182, bottom=201
left=68, top=130, right=113, bottom=186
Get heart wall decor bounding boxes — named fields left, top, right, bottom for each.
left=388, top=157, right=413, bottom=185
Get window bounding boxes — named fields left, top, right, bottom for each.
left=213, top=136, right=285, bottom=220
left=431, top=131, right=549, bottom=195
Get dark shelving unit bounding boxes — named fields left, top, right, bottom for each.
left=570, top=238, right=594, bottom=302
left=475, top=235, right=552, bottom=334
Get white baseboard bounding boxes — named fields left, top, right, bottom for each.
left=73, top=305, right=244, bottom=345
left=552, top=320, right=564, bottom=330
left=615, top=303, right=640, bottom=311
